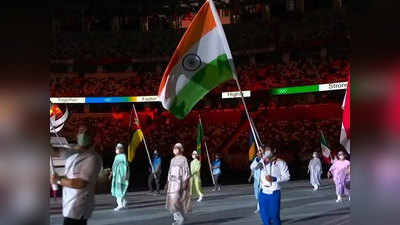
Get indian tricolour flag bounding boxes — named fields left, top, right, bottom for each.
left=158, top=0, right=235, bottom=119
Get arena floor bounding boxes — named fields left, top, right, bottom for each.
left=50, top=179, right=350, bottom=225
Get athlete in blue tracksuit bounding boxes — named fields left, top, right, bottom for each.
left=259, top=147, right=290, bottom=225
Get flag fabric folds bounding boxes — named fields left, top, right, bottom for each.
left=320, top=130, right=332, bottom=164
left=197, top=119, right=204, bottom=157
left=128, top=129, right=143, bottom=163
left=340, top=73, right=350, bottom=153
left=158, top=0, right=235, bottom=119
left=248, top=131, right=256, bottom=161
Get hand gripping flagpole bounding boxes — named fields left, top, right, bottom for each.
left=132, top=104, right=157, bottom=180
left=199, top=115, right=216, bottom=186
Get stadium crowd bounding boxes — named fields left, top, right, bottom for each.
left=61, top=108, right=342, bottom=173
left=50, top=55, right=349, bottom=97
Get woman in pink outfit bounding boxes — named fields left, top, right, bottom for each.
left=328, top=151, right=350, bottom=202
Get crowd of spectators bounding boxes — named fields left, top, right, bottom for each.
left=50, top=55, right=349, bottom=97
left=51, top=7, right=349, bottom=61
left=60, top=107, right=343, bottom=175
left=50, top=72, right=160, bottom=97
left=232, top=118, right=342, bottom=163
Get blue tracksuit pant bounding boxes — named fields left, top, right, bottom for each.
left=258, top=190, right=281, bottom=225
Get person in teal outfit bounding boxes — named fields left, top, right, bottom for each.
left=110, top=143, right=129, bottom=211
left=250, top=150, right=263, bottom=213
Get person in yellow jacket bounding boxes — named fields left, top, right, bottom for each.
left=190, top=151, right=204, bottom=202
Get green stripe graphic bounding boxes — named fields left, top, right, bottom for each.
left=270, top=84, right=319, bottom=95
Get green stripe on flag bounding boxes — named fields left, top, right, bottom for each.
left=320, top=131, right=329, bottom=147
left=270, top=84, right=319, bottom=95
left=197, top=120, right=204, bottom=154
left=169, top=54, right=233, bottom=119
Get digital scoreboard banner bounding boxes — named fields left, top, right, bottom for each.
left=50, top=82, right=348, bottom=103
left=270, top=81, right=348, bottom=95
left=50, top=96, right=160, bottom=104
left=221, top=90, right=251, bottom=99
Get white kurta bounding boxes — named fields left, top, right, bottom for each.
left=62, top=150, right=102, bottom=219
left=260, top=159, right=290, bottom=194
left=308, top=158, right=322, bottom=186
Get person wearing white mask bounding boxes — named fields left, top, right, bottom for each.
left=110, top=143, right=129, bottom=211
left=165, top=143, right=192, bottom=225
left=50, top=124, right=103, bottom=225
left=328, top=151, right=351, bottom=202
left=190, top=151, right=204, bottom=202
left=258, top=146, right=290, bottom=225
left=308, top=152, right=322, bottom=191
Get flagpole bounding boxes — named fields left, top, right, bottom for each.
left=125, top=104, right=134, bottom=188
left=199, top=115, right=216, bottom=186
left=249, top=116, right=262, bottom=147
left=207, top=0, right=262, bottom=150
left=132, top=104, right=156, bottom=180
left=232, top=72, right=262, bottom=151
left=128, top=104, right=134, bottom=132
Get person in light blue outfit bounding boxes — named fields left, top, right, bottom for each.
left=111, top=143, right=129, bottom=211
left=250, top=150, right=263, bottom=213
left=212, top=154, right=222, bottom=191
left=148, top=150, right=162, bottom=194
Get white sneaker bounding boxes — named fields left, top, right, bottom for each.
left=173, top=212, right=184, bottom=225
left=336, top=196, right=342, bottom=203
left=197, top=195, right=203, bottom=202
left=114, top=206, right=122, bottom=211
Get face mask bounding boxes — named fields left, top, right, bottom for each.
left=192, top=155, right=196, bottom=159
left=264, top=151, right=272, bottom=158
left=77, top=133, right=86, bottom=147
left=77, top=132, right=91, bottom=147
